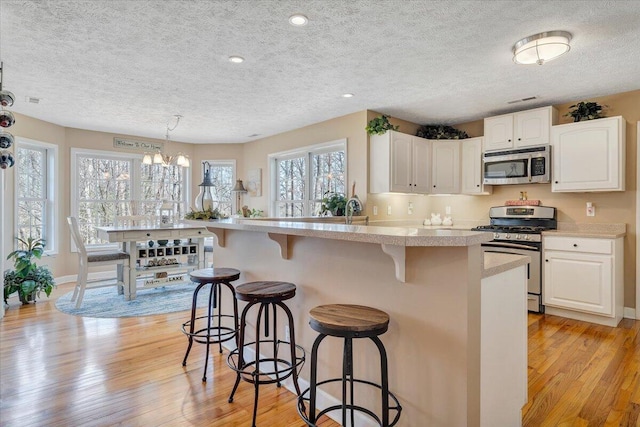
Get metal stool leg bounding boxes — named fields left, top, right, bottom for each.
left=228, top=301, right=253, bottom=403
left=372, top=336, right=390, bottom=426
left=201, top=282, right=217, bottom=382
left=182, top=282, right=208, bottom=366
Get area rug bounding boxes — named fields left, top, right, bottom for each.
left=55, top=284, right=209, bottom=318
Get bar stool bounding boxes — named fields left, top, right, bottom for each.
left=227, top=281, right=306, bottom=427
left=181, top=267, right=240, bottom=382
left=297, top=304, right=402, bottom=426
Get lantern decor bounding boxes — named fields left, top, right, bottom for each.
left=0, top=62, right=16, bottom=169
left=195, top=161, right=214, bottom=211
left=159, top=200, right=175, bottom=227
left=232, top=179, right=247, bottom=216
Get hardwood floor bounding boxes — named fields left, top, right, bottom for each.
left=1, top=284, right=639, bottom=426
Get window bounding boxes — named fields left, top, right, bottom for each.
left=271, top=139, right=346, bottom=217
left=71, top=148, right=189, bottom=247
left=15, top=139, right=58, bottom=252
left=203, top=160, right=235, bottom=217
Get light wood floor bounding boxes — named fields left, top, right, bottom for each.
left=1, top=284, right=639, bottom=426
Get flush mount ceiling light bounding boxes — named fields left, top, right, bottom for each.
left=512, top=31, right=572, bottom=65
left=228, top=56, right=244, bottom=63
left=288, top=14, right=308, bottom=26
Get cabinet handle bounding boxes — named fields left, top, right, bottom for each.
left=573, top=244, right=578, bottom=247
left=545, top=259, right=549, bottom=262
left=476, top=184, right=480, bottom=187
left=198, top=231, right=202, bottom=234
left=518, top=138, right=521, bottom=141
left=508, top=139, right=512, bottom=142
left=555, top=181, right=559, bottom=184
left=146, top=233, right=151, bottom=237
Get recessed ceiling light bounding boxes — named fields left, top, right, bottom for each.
left=289, top=14, right=308, bottom=26
left=342, top=93, right=354, bottom=98
left=228, top=56, right=244, bottom=63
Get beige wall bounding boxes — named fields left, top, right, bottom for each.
left=368, top=89, right=639, bottom=308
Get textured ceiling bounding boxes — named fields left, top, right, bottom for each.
left=1, top=0, right=639, bottom=144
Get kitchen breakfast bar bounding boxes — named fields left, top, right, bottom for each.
left=188, top=218, right=530, bottom=427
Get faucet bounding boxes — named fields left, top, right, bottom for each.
left=345, top=198, right=363, bottom=225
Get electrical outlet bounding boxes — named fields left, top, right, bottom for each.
left=387, top=205, right=392, bottom=215
left=445, top=206, right=451, bottom=215
left=408, top=202, right=414, bottom=215
left=373, top=205, right=378, bottom=215
left=285, top=325, right=290, bottom=342
left=586, top=202, right=595, bottom=217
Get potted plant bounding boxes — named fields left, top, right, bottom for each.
left=184, top=207, right=227, bottom=220
left=565, top=101, right=608, bottom=122
left=320, top=192, right=347, bottom=216
left=3, top=237, right=55, bottom=305
left=366, top=115, right=399, bottom=135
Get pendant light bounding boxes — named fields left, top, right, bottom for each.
left=195, top=161, right=215, bottom=211
left=0, top=62, right=15, bottom=169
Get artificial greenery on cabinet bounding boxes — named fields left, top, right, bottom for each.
left=416, top=124, right=469, bottom=140
left=564, top=101, right=608, bottom=122
left=366, top=115, right=399, bottom=135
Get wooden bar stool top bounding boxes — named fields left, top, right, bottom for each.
left=309, top=304, right=389, bottom=336
left=234, top=281, right=296, bottom=303
left=189, top=267, right=240, bottom=284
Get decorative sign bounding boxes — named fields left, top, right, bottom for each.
left=113, top=137, right=163, bottom=152
left=143, top=275, right=184, bottom=287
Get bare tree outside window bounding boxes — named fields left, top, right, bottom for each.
left=16, top=146, right=47, bottom=248
left=273, top=141, right=346, bottom=217
left=207, top=162, right=234, bottom=216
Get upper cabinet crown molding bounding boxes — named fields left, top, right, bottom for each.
left=484, top=106, right=558, bottom=152
left=551, top=116, right=626, bottom=192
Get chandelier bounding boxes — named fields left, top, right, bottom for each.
left=142, top=115, right=190, bottom=167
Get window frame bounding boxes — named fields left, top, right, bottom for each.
left=71, top=147, right=190, bottom=250
left=201, top=159, right=236, bottom=216
left=14, top=138, right=58, bottom=255
left=269, top=139, right=347, bottom=217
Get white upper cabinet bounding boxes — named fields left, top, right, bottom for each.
left=370, top=130, right=431, bottom=194
left=484, top=106, right=558, bottom=151
left=551, top=116, right=626, bottom=192
left=431, top=140, right=460, bottom=194
left=461, top=137, right=492, bottom=195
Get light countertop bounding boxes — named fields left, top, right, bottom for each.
left=191, top=218, right=493, bottom=247
left=483, top=252, right=530, bottom=278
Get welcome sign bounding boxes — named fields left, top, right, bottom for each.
left=114, top=137, right=163, bottom=152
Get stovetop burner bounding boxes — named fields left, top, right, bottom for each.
left=472, top=225, right=549, bottom=234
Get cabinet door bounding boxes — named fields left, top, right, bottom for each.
left=412, top=136, right=431, bottom=193
left=543, top=251, right=613, bottom=316
left=461, top=137, right=490, bottom=194
left=390, top=132, right=413, bottom=193
left=431, top=140, right=460, bottom=194
left=484, top=115, right=514, bottom=151
left=552, top=116, right=624, bottom=192
left=514, top=107, right=551, bottom=147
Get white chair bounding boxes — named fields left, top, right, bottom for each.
left=67, top=217, right=130, bottom=308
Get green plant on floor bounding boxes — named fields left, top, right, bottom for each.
left=184, top=207, right=227, bottom=220
left=3, top=237, right=55, bottom=305
left=320, top=192, right=347, bottom=216
left=564, top=101, right=608, bottom=122
left=416, top=124, right=469, bottom=139
left=366, top=115, right=399, bottom=135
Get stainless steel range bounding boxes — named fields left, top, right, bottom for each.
left=473, top=206, right=557, bottom=313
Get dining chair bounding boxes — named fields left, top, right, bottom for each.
left=67, top=217, right=130, bottom=308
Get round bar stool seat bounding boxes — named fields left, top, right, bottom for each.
left=298, top=304, right=402, bottom=427
left=181, top=267, right=240, bottom=382
left=227, top=281, right=305, bottom=427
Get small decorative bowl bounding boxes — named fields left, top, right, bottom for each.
left=173, top=239, right=181, bottom=246
left=157, top=239, right=169, bottom=246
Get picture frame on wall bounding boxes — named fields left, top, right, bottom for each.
left=246, top=168, right=262, bottom=197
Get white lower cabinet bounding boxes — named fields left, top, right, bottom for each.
left=543, top=235, right=624, bottom=326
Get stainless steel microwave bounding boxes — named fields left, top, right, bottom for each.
left=483, top=145, right=551, bottom=185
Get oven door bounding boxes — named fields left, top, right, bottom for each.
left=481, top=241, right=543, bottom=313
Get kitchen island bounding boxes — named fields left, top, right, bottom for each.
left=188, top=219, right=529, bottom=427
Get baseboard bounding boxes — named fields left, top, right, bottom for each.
left=623, top=306, right=637, bottom=320
left=54, top=271, right=118, bottom=285
left=221, top=341, right=377, bottom=427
